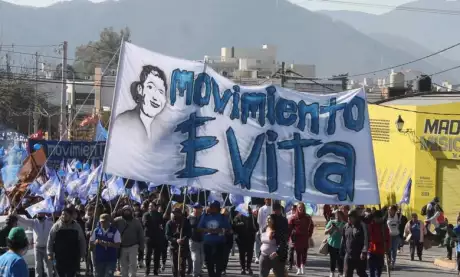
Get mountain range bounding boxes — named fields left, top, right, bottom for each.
left=0, top=0, right=458, bottom=82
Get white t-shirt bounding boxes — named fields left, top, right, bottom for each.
left=387, top=214, right=400, bottom=236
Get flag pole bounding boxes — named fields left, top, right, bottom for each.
left=178, top=186, right=188, bottom=273
left=89, top=38, right=126, bottom=248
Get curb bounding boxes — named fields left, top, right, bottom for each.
left=434, top=258, right=457, bottom=270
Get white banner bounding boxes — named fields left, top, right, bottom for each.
left=105, top=42, right=379, bottom=204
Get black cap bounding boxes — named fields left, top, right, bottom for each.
left=273, top=203, right=282, bottom=211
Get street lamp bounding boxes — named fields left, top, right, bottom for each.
left=395, top=115, right=414, bottom=134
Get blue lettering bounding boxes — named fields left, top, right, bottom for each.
left=193, top=73, right=212, bottom=107
left=170, top=69, right=194, bottom=105
left=278, top=133, right=322, bottom=201
left=174, top=113, right=219, bottom=178
left=343, top=96, right=365, bottom=132
left=266, top=86, right=276, bottom=125
left=314, top=141, right=356, bottom=201
left=212, top=79, right=232, bottom=114
left=320, top=98, right=346, bottom=135
left=275, top=98, right=298, bottom=126
left=265, top=130, right=278, bottom=193
left=297, top=101, right=319, bottom=135
left=241, top=93, right=266, bottom=126
left=226, top=127, right=265, bottom=190
left=230, top=86, right=240, bottom=120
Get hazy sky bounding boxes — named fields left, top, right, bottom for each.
left=4, top=0, right=415, bottom=14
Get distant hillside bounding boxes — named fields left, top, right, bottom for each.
left=321, top=0, right=460, bottom=63
left=0, top=0, right=452, bottom=81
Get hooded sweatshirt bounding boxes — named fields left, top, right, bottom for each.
left=113, top=216, right=144, bottom=249
left=47, top=219, right=87, bottom=263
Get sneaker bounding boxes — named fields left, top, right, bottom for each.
left=288, top=265, right=293, bottom=270
left=139, top=261, right=144, bottom=269
left=330, top=273, right=335, bottom=277
left=296, top=268, right=301, bottom=275
left=248, top=269, right=253, bottom=275
left=222, top=270, right=226, bottom=275
left=161, top=265, right=165, bottom=272
left=255, top=258, right=259, bottom=264
left=300, top=265, right=304, bottom=274
left=241, top=270, right=246, bottom=275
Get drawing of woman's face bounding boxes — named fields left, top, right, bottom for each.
left=138, top=71, right=166, bottom=118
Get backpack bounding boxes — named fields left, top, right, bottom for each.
left=421, top=205, right=428, bottom=216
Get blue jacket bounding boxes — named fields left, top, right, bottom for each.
left=94, top=226, right=118, bottom=263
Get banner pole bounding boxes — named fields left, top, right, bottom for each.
left=178, top=186, right=188, bottom=272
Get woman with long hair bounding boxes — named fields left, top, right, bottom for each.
left=259, top=214, right=287, bottom=277
left=288, top=203, right=314, bottom=275
left=325, top=211, right=346, bottom=277
left=404, top=213, right=426, bottom=261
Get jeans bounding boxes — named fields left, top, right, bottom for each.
left=344, top=256, right=368, bottom=277
left=389, top=235, right=400, bottom=265
left=328, top=245, right=343, bottom=274
left=236, top=239, right=254, bottom=271
left=222, top=237, right=233, bottom=271
left=409, top=240, right=423, bottom=260
left=204, top=243, right=225, bottom=277
left=190, top=240, right=205, bottom=277
left=368, top=253, right=384, bottom=277
left=258, top=254, right=285, bottom=277
left=170, top=248, right=188, bottom=277
left=34, top=247, right=53, bottom=277
left=254, top=233, right=261, bottom=259
left=145, top=238, right=163, bottom=273
left=120, top=244, right=139, bottom=277
left=95, top=261, right=117, bottom=277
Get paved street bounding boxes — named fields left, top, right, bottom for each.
left=131, top=242, right=457, bottom=277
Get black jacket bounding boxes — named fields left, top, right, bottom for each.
left=232, top=214, right=258, bottom=242
left=165, top=218, right=192, bottom=251
left=142, top=211, right=165, bottom=243
left=340, top=221, right=369, bottom=259
left=188, top=214, right=203, bottom=242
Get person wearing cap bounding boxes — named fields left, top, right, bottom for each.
left=15, top=211, right=54, bottom=277
left=188, top=203, right=205, bottom=277
left=113, top=205, right=144, bottom=277
left=90, top=214, right=121, bottom=277
left=197, top=201, right=231, bottom=277
left=142, top=201, right=165, bottom=276
left=47, top=207, right=87, bottom=277
left=0, top=227, right=29, bottom=277
left=165, top=207, right=192, bottom=277
left=340, top=209, right=368, bottom=277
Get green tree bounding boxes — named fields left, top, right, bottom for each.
left=73, top=27, right=130, bottom=76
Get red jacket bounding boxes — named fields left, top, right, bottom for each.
left=288, top=213, right=314, bottom=249
left=368, top=221, right=390, bottom=255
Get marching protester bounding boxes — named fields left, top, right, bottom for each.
left=367, top=210, right=390, bottom=277
left=404, top=213, right=426, bottom=261
left=386, top=205, right=401, bottom=269
left=340, top=209, right=368, bottom=277
left=165, top=208, right=192, bottom=277
left=142, top=201, right=165, bottom=276
left=0, top=227, right=29, bottom=277
left=198, top=201, right=231, bottom=277
left=47, top=207, right=87, bottom=277
left=325, top=210, right=346, bottom=277
left=288, top=202, right=314, bottom=275
left=256, top=199, right=272, bottom=264
left=220, top=208, right=233, bottom=275
left=0, top=215, right=18, bottom=253
left=258, top=214, right=288, bottom=277
left=15, top=211, right=53, bottom=277
left=233, top=205, right=258, bottom=275
left=188, top=203, right=205, bottom=277
left=89, top=214, right=121, bottom=277
left=286, top=204, right=297, bottom=270
left=113, top=205, right=145, bottom=277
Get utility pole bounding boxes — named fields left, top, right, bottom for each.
left=281, top=61, right=286, bottom=87
left=60, top=41, right=68, bottom=140
left=33, top=52, right=39, bottom=133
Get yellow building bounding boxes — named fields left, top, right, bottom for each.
left=369, top=94, right=460, bottom=221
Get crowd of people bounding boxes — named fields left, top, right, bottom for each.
left=0, top=192, right=459, bottom=277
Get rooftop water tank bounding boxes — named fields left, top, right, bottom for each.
left=413, top=75, right=432, bottom=92
left=389, top=69, right=405, bottom=88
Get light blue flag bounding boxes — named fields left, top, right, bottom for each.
left=148, top=182, right=161, bottom=192
left=26, top=198, right=54, bottom=218
left=45, top=166, right=56, bottom=179
left=235, top=203, right=249, bottom=217
left=28, top=181, right=42, bottom=196
left=54, top=184, right=65, bottom=213
left=170, top=186, right=182, bottom=195
left=400, top=178, right=412, bottom=205
left=95, top=121, right=108, bottom=141
left=1, top=165, right=20, bottom=189
left=130, top=182, right=142, bottom=204
left=102, top=176, right=124, bottom=201
left=79, top=164, right=102, bottom=203
left=0, top=147, right=4, bottom=158
left=40, top=175, right=61, bottom=198
left=208, top=191, right=224, bottom=206
left=0, top=192, right=10, bottom=214
left=66, top=173, right=87, bottom=196
left=229, top=194, right=244, bottom=206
